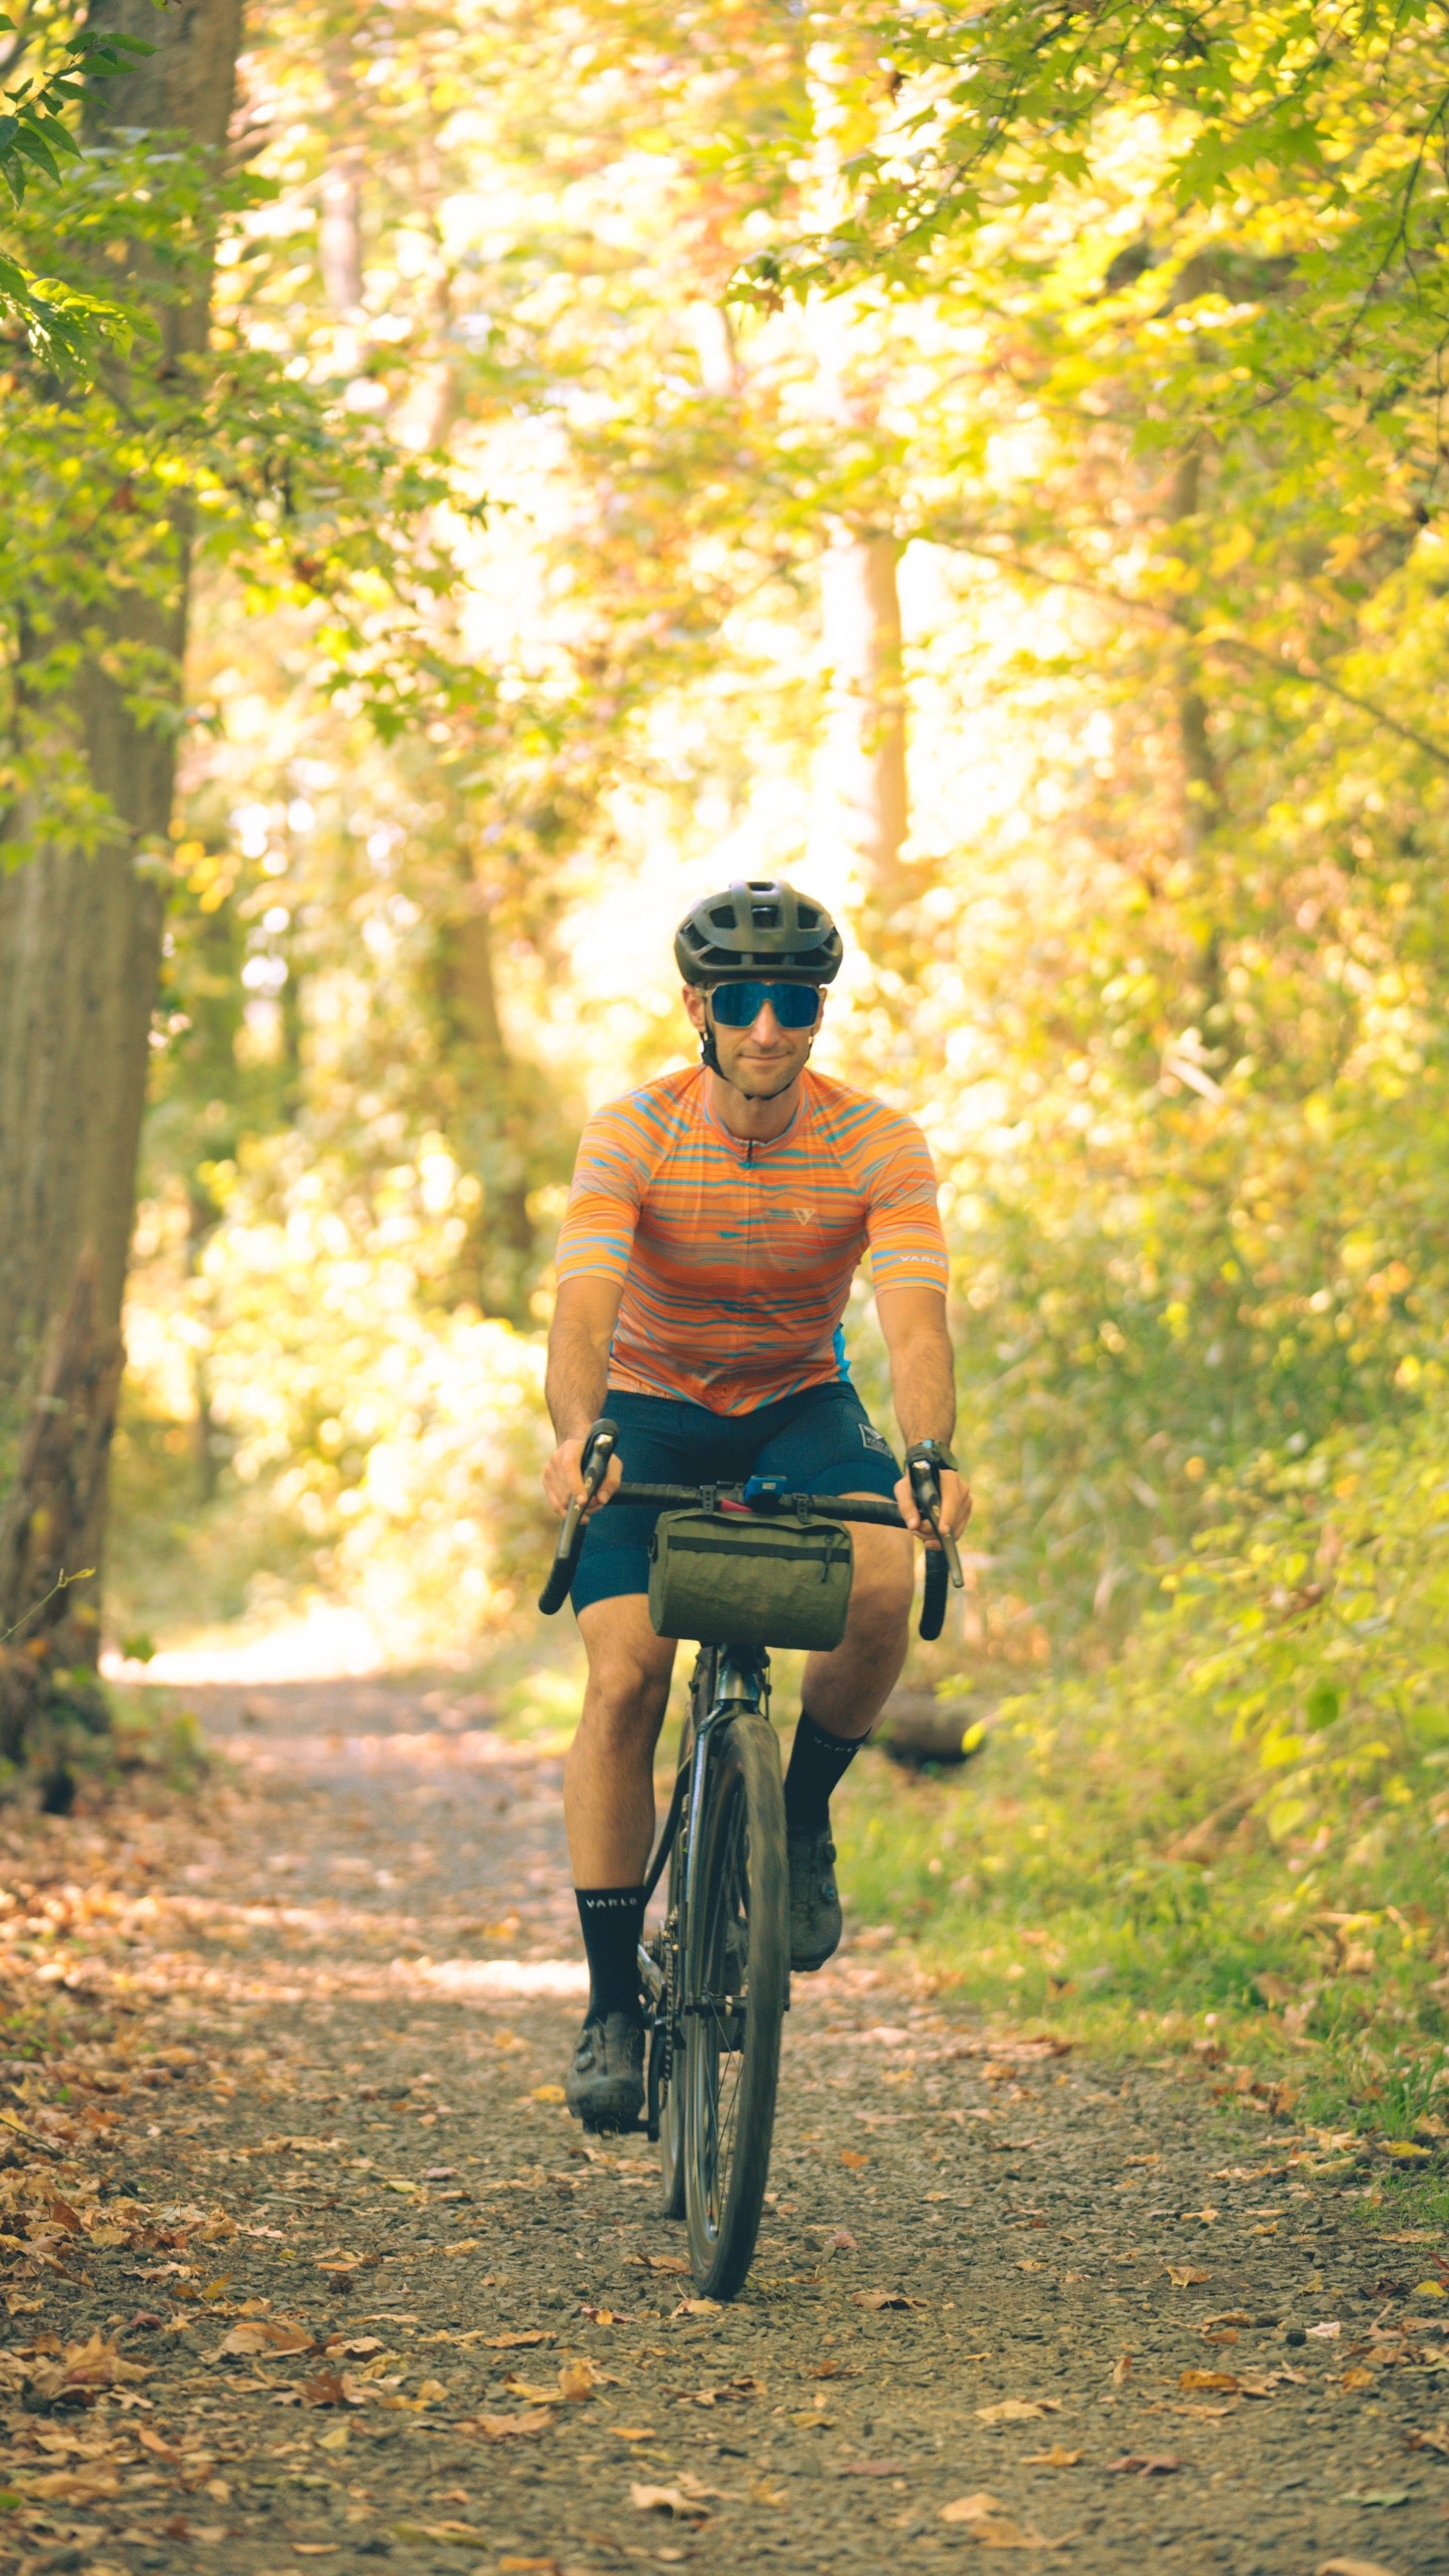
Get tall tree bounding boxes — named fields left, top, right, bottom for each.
left=0, top=0, right=245, bottom=1675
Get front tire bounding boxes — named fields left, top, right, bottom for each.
left=682, top=1710, right=787, bottom=2298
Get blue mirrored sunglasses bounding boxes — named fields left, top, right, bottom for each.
left=708, top=980, right=822, bottom=1030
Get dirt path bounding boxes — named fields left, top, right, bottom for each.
left=0, top=1678, right=1446, bottom=2576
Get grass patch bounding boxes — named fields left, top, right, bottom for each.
left=835, top=1411, right=1449, bottom=2144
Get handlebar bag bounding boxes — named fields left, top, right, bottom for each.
left=647, top=1508, right=853, bottom=1650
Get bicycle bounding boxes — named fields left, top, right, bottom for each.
left=539, top=1418, right=963, bottom=2299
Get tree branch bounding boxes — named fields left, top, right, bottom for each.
left=925, top=522, right=1449, bottom=774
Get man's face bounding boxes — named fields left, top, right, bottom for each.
left=683, top=982, right=824, bottom=1099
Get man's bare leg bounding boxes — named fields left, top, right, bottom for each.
left=565, top=1595, right=676, bottom=1885
left=562, top=1597, right=676, bottom=2131
left=800, top=1511, right=914, bottom=1737
left=785, top=1506, right=914, bottom=1970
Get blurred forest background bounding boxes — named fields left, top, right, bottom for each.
left=6, top=0, right=1449, bottom=2118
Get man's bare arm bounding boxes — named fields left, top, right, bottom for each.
left=875, top=1284, right=972, bottom=1542
left=543, top=1274, right=625, bottom=1515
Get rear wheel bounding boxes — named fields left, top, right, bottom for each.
left=682, top=1709, right=787, bottom=2297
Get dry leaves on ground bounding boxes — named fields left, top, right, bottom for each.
left=631, top=2478, right=721, bottom=2519
left=1315, top=2560, right=1402, bottom=2576
left=938, top=2491, right=1064, bottom=2549
left=473, top=2412, right=554, bottom=2442
left=216, top=2319, right=314, bottom=2357
left=977, top=2399, right=1062, bottom=2425
left=1166, top=2264, right=1212, bottom=2288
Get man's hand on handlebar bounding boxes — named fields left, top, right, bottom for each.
left=895, top=1465, right=972, bottom=1548
left=543, top=1435, right=622, bottom=1520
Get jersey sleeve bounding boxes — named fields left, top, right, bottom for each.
left=554, top=1098, right=650, bottom=1289
left=859, top=1112, right=949, bottom=1296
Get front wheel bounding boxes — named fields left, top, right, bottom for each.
left=682, top=1711, right=787, bottom=2297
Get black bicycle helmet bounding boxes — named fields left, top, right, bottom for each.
left=674, top=879, right=844, bottom=986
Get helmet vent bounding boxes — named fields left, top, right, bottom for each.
left=673, top=877, right=843, bottom=989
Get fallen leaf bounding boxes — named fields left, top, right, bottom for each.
left=976, top=2398, right=1060, bottom=2425
left=217, top=2320, right=314, bottom=2358
left=481, top=2330, right=555, bottom=2349
left=826, top=2228, right=858, bottom=2251
left=941, top=2493, right=1005, bottom=2523
left=474, top=2412, right=553, bottom=2442
left=1337, top=2491, right=1410, bottom=2509
left=1179, top=2371, right=1239, bottom=2393
left=558, top=2360, right=596, bottom=2401
left=840, top=2150, right=870, bottom=2170
left=939, top=2492, right=1063, bottom=2547
left=1112, top=2353, right=1131, bottom=2388
left=1182, top=2207, right=1220, bottom=2224
left=323, top=2335, right=382, bottom=2358
left=1341, top=2368, right=1375, bottom=2392
left=1166, top=2264, right=1211, bottom=2288
left=1406, top=2424, right=1449, bottom=2455
left=1106, top=2455, right=1182, bottom=2477
left=1308, top=2321, right=1343, bottom=2339
left=528, top=2085, right=567, bottom=2103
left=1022, top=2448, right=1081, bottom=2468
left=300, top=2369, right=361, bottom=2409
left=293, top=2546, right=339, bottom=2557
left=626, top=2253, right=690, bottom=2274
left=1315, top=2561, right=1403, bottom=2576
left=854, top=2290, right=919, bottom=2312
left=631, top=2483, right=708, bottom=2518
left=612, top=2427, right=658, bottom=2442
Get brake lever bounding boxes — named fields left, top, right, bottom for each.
left=907, top=1455, right=964, bottom=1591
left=538, top=1416, right=619, bottom=1616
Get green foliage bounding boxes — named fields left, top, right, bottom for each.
left=837, top=1406, right=1449, bottom=2131
left=0, top=10, right=151, bottom=361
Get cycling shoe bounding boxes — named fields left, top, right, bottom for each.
left=565, top=2010, right=646, bottom=2132
left=787, top=1827, right=842, bottom=1972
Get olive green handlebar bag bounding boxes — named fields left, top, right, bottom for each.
left=647, top=1509, right=853, bottom=1650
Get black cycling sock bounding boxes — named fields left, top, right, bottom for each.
left=576, top=1885, right=646, bottom=2023
left=784, top=1711, right=866, bottom=1836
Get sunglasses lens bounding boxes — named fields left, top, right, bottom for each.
left=710, top=980, right=820, bottom=1029
left=709, top=981, right=763, bottom=1027
left=774, top=984, right=821, bottom=1028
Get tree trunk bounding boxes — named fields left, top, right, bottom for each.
left=0, top=0, right=243, bottom=1668
left=1171, top=448, right=1222, bottom=857
left=434, top=877, right=539, bottom=1322
left=815, top=529, right=909, bottom=896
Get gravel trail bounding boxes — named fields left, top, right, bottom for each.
left=0, top=1676, right=1445, bottom=2576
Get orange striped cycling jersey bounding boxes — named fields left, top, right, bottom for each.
left=555, top=1064, right=948, bottom=1411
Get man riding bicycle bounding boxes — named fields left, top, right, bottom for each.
left=543, top=880, right=972, bottom=2132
